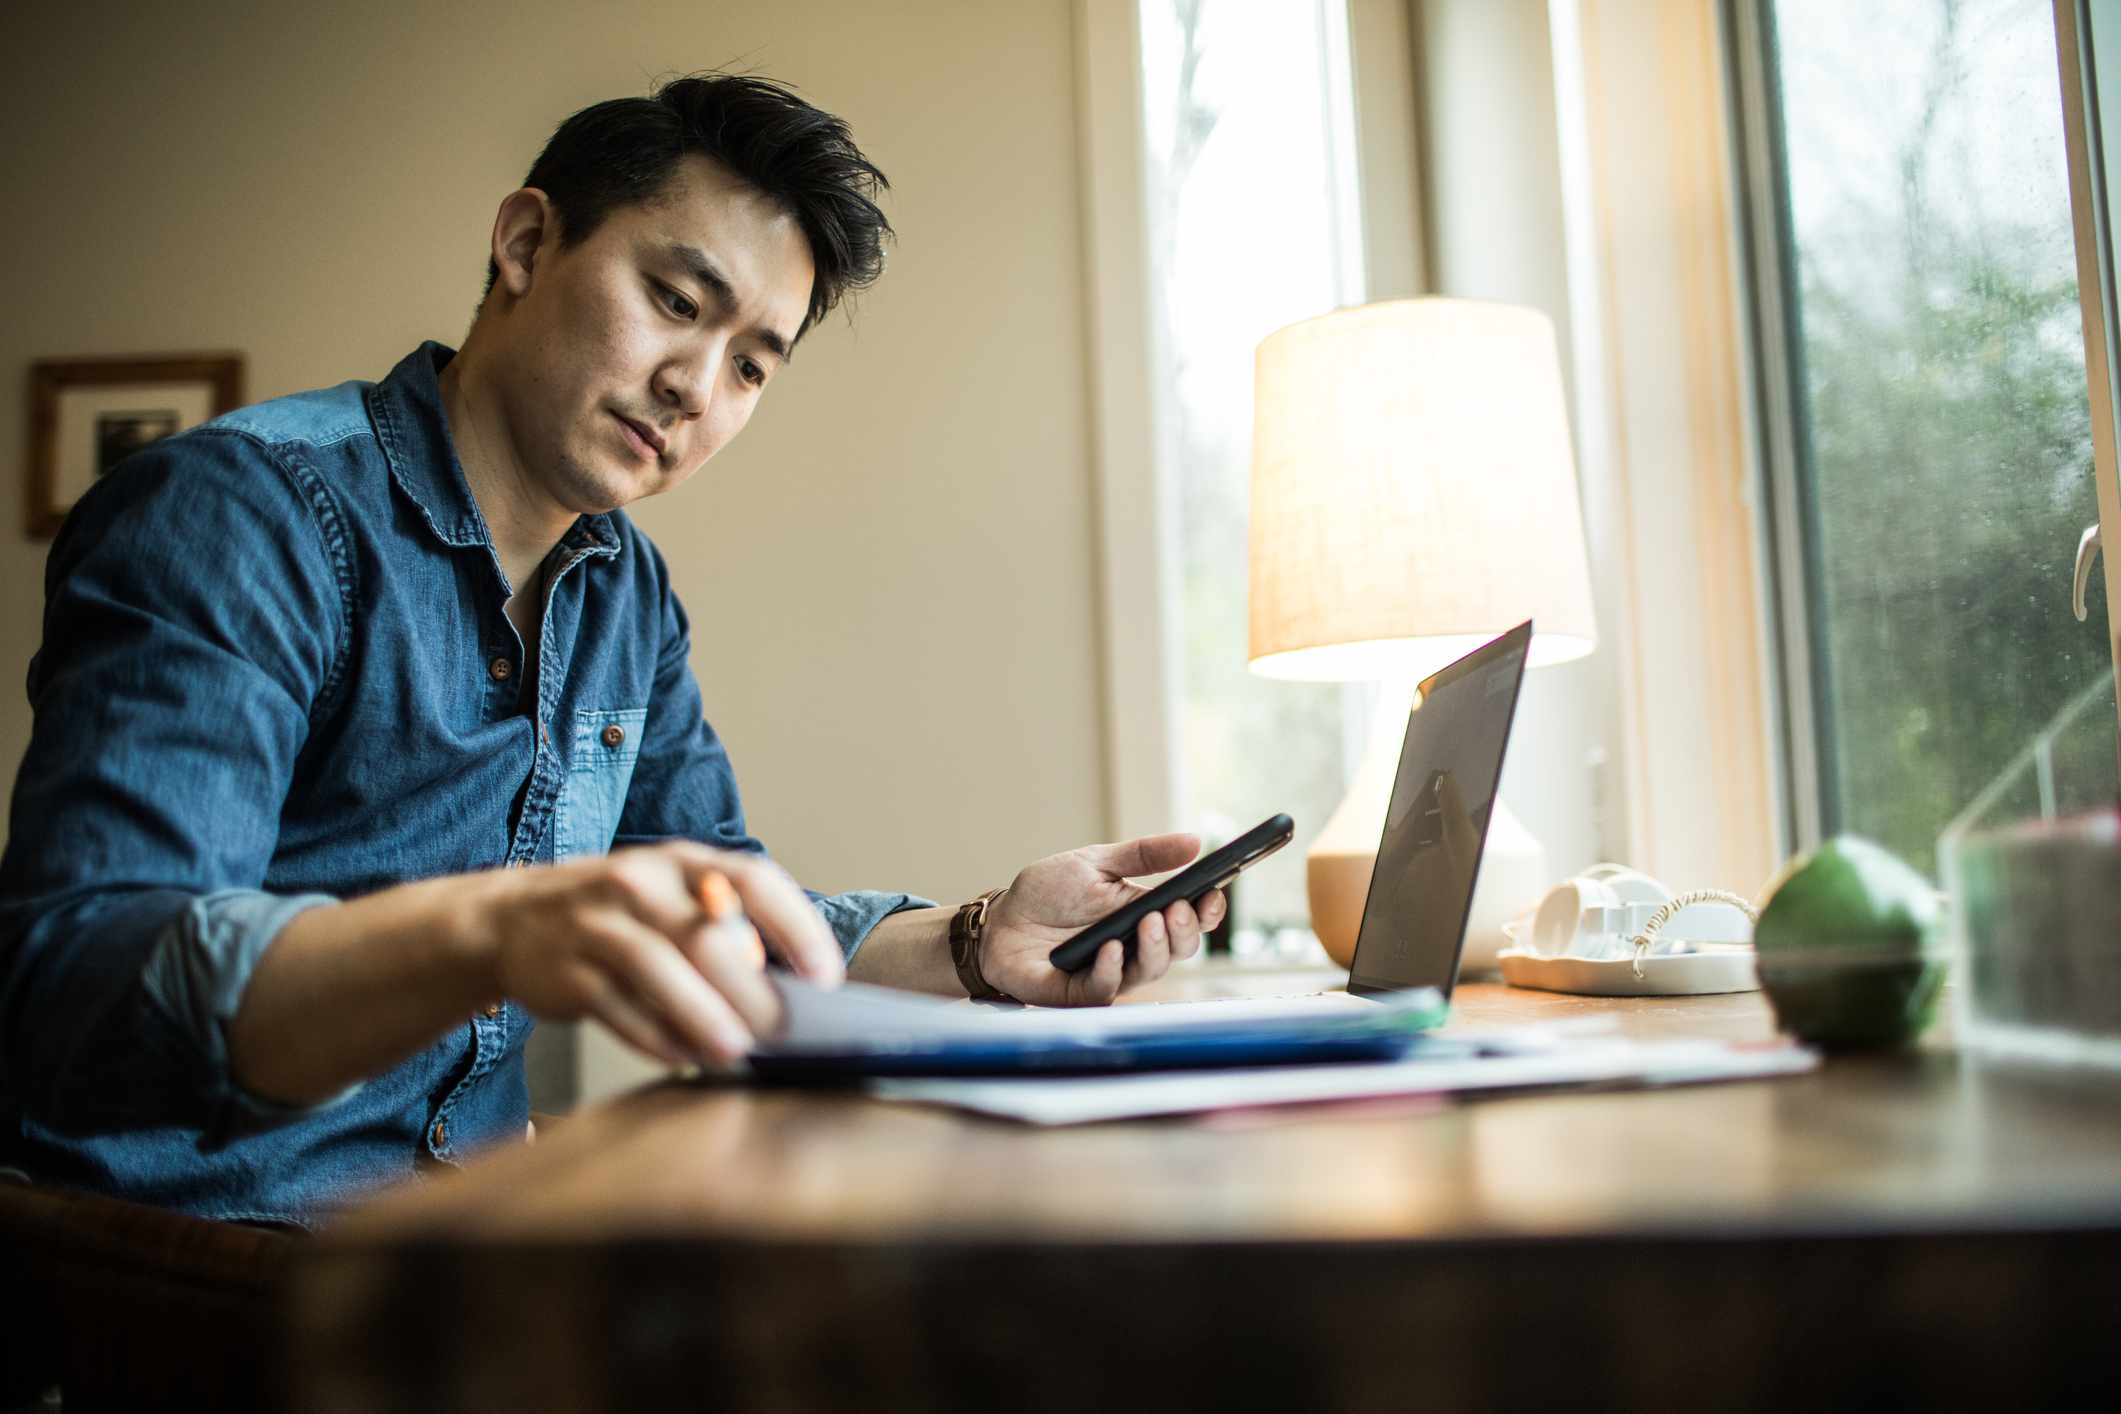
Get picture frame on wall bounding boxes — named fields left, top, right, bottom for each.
left=25, top=353, right=245, bottom=539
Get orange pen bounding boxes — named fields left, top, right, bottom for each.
left=700, top=868, right=767, bottom=970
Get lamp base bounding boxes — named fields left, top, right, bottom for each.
left=1306, top=681, right=1548, bottom=973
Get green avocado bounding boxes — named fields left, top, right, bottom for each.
left=1753, top=836, right=1946, bottom=1050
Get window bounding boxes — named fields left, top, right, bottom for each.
left=1743, top=0, right=2108, bottom=872
left=1137, top=0, right=1367, bottom=944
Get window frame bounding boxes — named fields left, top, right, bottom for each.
left=1721, top=0, right=1829, bottom=852
left=1075, top=0, right=1180, bottom=843
left=1073, top=0, right=1422, bottom=849
left=2055, top=0, right=2121, bottom=723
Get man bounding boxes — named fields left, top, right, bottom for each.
left=0, top=75, right=1224, bottom=1227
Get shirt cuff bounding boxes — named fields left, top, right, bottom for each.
left=807, top=889, right=936, bottom=963
left=139, top=888, right=362, bottom=1135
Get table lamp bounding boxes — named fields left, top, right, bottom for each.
left=1248, top=297, right=1597, bottom=968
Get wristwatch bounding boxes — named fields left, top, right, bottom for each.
left=949, top=887, right=1011, bottom=1001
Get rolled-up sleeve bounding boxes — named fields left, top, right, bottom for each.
left=611, top=542, right=931, bottom=961
left=0, top=431, right=357, bottom=1140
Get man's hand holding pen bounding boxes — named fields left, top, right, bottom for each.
left=481, top=842, right=838, bottom=1070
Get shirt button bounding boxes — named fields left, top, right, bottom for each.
left=482, top=1002, right=501, bottom=1019
left=430, top=1119, right=447, bottom=1148
left=489, top=657, right=513, bottom=682
left=602, top=723, right=626, bottom=748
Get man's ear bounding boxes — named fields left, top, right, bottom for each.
left=490, top=188, right=556, bottom=301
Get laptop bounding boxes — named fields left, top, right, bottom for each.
left=1343, top=617, right=1533, bottom=1001
left=1151, top=616, right=1534, bottom=1010
left=748, top=622, right=1534, bottom=1075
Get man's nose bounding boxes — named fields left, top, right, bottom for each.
left=654, top=342, right=716, bottom=421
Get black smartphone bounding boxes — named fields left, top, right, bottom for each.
left=1047, top=813, right=1294, bottom=973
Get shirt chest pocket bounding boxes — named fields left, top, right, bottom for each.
left=554, top=706, right=648, bottom=861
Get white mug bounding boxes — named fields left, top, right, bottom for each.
left=1527, top=865, right=1673, bottom=960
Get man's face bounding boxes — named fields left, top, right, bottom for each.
left=487, top=154, right=815, bottom=515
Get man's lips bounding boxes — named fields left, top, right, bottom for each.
left=613, top=411, right=667, bottom=461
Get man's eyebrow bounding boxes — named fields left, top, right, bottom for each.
left=667, top=243, right=794, bottom=362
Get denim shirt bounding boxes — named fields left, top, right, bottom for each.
left=0, top=342, right=927, bottom=1228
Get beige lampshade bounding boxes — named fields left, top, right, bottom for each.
left=1248, top=297, right=1596, bottom=681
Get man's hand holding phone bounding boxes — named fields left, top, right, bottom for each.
left=975, top=833, right=1230, bottom=1006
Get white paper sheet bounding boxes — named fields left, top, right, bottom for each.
left=758, top=973, right=1439, bottom=1054
left=867, top=1036, right=1818, bottom=1125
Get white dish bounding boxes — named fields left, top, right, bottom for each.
left=1496, top=944, right=1761, bottom=997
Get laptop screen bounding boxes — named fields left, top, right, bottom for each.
left=1346, top=622, right=1532, bottom=999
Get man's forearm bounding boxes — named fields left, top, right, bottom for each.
left=845, top=905, right=963, bottom=996
left=226, top=873, right=503, bottom=1107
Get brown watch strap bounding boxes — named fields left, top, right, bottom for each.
left=950, top=887, right=1011, bottom=1001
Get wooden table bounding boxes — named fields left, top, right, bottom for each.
left=287, top=967, right=2121, bottom=1412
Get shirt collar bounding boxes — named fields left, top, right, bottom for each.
left=367, top=341, right=621, bottom=561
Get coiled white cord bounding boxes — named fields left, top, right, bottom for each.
left=1628, top=889, right=1759, bottom=979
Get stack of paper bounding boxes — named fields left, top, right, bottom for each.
left=750, top=975, right=1449, bottom=1078
left=744, top=976, right=1816, bottom=1121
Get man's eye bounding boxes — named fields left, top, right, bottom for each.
left=737, top=358, right=765, bottom=387
left=657, top=285, right=696, bottom=320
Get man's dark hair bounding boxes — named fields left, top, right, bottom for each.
left=485, top=74, right=892, bottom=340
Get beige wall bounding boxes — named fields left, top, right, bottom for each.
left=0, top=0, right=1110, bottom=1099
left=0, top=0, right=1107, bottom=894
